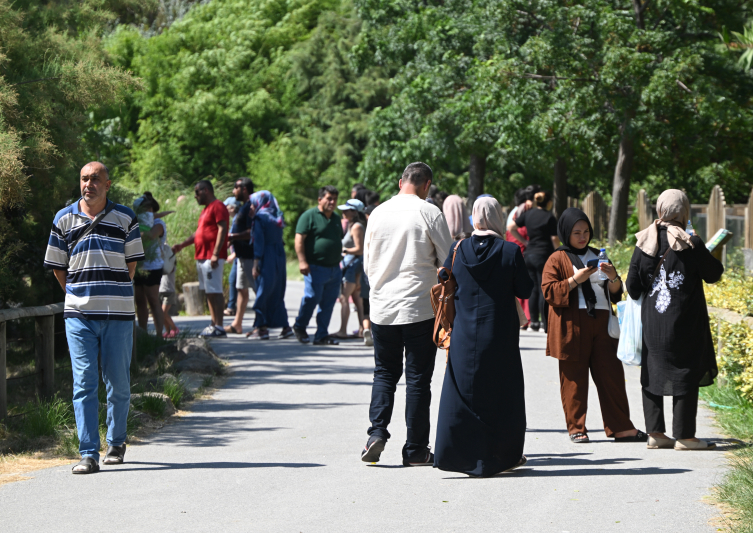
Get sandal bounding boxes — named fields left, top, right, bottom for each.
left=102, top=444, right=126, bottom=465
left=72, top=456, right=100, bottom=474
left=223, top=308, right=235, bottom=316
left=614, top=430, right=648, bottom=443
left=570, top=433, right=590, bottom=443
left=313, top=336, right=340, bottom=346
left=224, top=324, right=242, bottom=334
left=504, top=455, right=528, bottom=472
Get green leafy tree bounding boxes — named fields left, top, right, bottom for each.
left=0, top=0, right=143, bottom=304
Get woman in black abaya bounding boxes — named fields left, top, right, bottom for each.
left=434, top=197, right=534, bottom=477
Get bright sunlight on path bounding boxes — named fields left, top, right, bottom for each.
left=2, top=282, right=727, bottom=532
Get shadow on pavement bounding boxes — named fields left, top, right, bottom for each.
left=102, top=461, right=325, bottom=472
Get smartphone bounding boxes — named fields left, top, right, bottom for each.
left=586, top=258, right=599, bottom=269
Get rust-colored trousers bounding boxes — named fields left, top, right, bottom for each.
left=558, top=309, right=635, bottom=438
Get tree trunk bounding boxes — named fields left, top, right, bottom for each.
left=467, top=153, right=486, bottom=211
left=608, top=121, right=634, bottom=245
left=553, top=156, right=568, bottom=219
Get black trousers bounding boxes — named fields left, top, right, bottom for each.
left=527, top=265, right=547, bottom=330
left=642, top=387, right=699, bottom=439
left=368, top=319, right=436, bottom=461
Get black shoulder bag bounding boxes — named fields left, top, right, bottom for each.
left=67, top=202, right=114, bottom=262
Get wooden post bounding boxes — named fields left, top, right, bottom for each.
left=1, top=322, right=6, bottom=419
left=35, top=315, right=55, bottom=400
left=636, top=189, right=653, bottom=230
left=707, top=185, right=726, bottom=242
left=582, top=191, right=608, bottom=241
left=567, top=197, right=580, bottom=209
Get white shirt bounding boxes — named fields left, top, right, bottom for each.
left=574, top=250, right=610, bottom=310
left=364, top=194, right=453, bottom=325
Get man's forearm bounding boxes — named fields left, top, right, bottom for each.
left=213, top=225, right=228, bottom=257
left=53, top=270, right=67, bottom=291
left=294, top=235, right=307, bottom=264
left=127, top=262, right=137, bottom=280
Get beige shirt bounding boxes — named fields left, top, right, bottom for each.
left=364, top=194, right=453, bottom=325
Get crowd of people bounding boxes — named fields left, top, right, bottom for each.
left=45, top=160, right=723, bottom=475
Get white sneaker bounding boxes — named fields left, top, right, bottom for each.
left=363, top=329, right=373, bottom=347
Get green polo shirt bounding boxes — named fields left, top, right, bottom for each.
left=295, top=207, right=343, bottom=267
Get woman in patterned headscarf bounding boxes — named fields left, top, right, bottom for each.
left=245, top=190, right=292, bottom=340
left=626, top=189, right=724, bottom=450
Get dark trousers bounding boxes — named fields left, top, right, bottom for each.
left=368, top=319, right=437, bottom=460
left=642, top=388, right=699, bottom=439
left=527, top=266, right=547, bottom=330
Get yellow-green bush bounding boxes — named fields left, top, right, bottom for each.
left=705, top=274, right=753, bottom=316
left=711, top=315, right=753, bottom=402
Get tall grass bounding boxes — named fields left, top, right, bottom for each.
left=702, top=382, right=753, bottom=532
left=22, top=397, right=74, bottom=438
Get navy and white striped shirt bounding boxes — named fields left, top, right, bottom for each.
left=44, top=199, right=145, bottom=321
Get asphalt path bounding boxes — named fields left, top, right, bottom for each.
left=2, top=281, right=727, bottom=532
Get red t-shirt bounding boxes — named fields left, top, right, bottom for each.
left=195, top=199, right=229, bottom=260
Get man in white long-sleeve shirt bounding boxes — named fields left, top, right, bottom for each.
left=360, top=162, right=453, bottom=466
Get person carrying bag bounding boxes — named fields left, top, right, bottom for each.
left=541, top=208, right=647, bottom=444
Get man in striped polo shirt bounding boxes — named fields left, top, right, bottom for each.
left=44, top=162, right=144, bottom=474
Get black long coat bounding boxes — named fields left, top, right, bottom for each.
left=626, top=228, right=724, bottom=396
left=434, top=236, right=534, bottom=477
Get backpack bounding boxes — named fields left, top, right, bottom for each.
left=430, top=240, right=464, bottom=350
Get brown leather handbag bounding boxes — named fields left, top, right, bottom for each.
left=430, top=240, right=464, bottom=349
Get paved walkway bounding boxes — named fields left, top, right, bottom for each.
left=2, top=282, right=727, bottom=532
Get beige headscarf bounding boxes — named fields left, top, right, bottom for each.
left=442, top=195, right=473, bottom=238
left=472, top=197, right=506, bottom=239
left=635, top=189, right=695, bottom=257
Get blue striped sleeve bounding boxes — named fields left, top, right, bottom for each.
left=124, top=211, right=145, bottom=263
left=44, top=222, right=69, bottom=270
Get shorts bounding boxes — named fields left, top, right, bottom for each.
left=160, top=292, right=178, bottom=307
left=341, top=255, right=363, bottom=284
left=134, top=269, right=163, bottom=287
left=196, top=259, right=225, bottom=294
left=236, top=258, right=257, bottom=292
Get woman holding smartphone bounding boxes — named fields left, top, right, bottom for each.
left=542, top=208, right=646, bottom=444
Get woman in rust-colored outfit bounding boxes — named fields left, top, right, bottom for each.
left=542, top=208, right=646, bottom=444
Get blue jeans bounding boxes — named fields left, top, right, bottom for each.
left=368, top=319, right=437, bottom=461
left=227, top=259, right=238, bottom=311
left=294, top=264, right=342, bottom=341
left=65, top=318, right=133, bottom=461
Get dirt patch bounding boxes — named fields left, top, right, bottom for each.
left=0, top=453, right=70, bottom=487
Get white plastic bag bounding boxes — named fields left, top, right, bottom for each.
left=616, top=295, right=642, bottom=366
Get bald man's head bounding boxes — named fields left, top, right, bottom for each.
left=80, top=161, right=111, bottom=209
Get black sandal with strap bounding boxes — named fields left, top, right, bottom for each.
left=570, top=433, right=590, bottom=443
left=72, top=457, right=100, bottom=474
left=102, top=444, right=126, bottom=465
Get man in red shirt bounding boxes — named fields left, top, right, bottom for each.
left=173, top=180, right=230, bottom=337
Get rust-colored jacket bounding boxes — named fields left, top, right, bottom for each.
left=541, top=250, right=623, bottom=361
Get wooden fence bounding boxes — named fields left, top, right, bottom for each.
left=0, top=303, right=64, bottom=419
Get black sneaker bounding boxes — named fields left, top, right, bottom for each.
left=361, top=436, right=386, bottom=463
left=403, top=450, right=434, bottom=467
left=293, top=326, right=310, bottom=344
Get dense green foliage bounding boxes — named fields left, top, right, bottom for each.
left=0, top=0, right=144, bottom=304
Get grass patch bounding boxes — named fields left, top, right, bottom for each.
left=162, top=379, right=185, bottom=409
left=21, top=397, right=74, bottom=439
left=702, top=382, right=753, bottom=532
left=135, top=395, right=166, bottom=418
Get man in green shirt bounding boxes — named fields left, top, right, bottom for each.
left=293, top=186, right=343, bottom=345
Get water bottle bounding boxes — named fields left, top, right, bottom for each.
left=686, top=220, right=694, bottom=236
left=598, top=248, right=609, bottom=281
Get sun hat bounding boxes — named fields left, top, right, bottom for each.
left=338, top=199, right=365, bottom=212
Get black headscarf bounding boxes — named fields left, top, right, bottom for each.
left=556, top=208, right=601, bottom=317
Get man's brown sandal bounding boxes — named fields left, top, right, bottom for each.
left=570, top=433, right=590, bottom=443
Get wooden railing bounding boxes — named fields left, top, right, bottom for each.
left=0, top=303, right=64, bottom=419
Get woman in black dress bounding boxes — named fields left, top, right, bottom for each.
left=434, top=197, right=534, bottom=477
left=507, top=190, right=559, bottom=332
left=626, top=189, right=724, bottom=451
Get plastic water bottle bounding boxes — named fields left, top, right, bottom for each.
left=686, top=220, right=694, bottom=236
left=598, top=248, right=609, bottom=281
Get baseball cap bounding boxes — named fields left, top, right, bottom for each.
left=338, top=199, right=365, bottom=212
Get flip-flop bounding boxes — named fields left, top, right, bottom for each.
left=72, top=457, right=99, bottom=474
left=570, top=433, right=590, bottom=443
left=225, top=325, right=242, bottom=334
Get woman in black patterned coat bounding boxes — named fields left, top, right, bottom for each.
left=626, top=189, right=723, bottom=451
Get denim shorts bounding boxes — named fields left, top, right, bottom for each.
left=341, top=255, right=363, bottom=284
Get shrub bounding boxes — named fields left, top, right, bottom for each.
left=162, top=379, right=185, bottom=409
left=136, top=395, right=167, bottom=418
left=711, top=315, right=753, bottom=402
left=22, top=397, right=74, bottom=439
